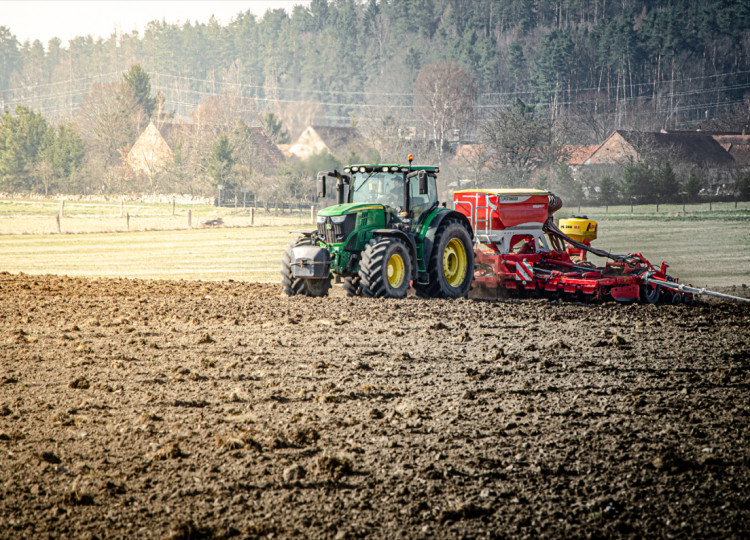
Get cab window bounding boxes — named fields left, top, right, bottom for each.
left=409, top=175, right=437, bottom=222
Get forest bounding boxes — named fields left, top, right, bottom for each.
left=1, top=0, right=750, bottom=203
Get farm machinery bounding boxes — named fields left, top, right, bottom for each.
left=282, top=159, right=748, bottom=304
left=281, top=158, right=474, bottom=299
left=454, top=188, right=691, bottom=304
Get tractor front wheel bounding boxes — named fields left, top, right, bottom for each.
left=281, top=236, right=332, bottom=297
left=359, top=238, right=412, bottom=298
left=415, top=219, right=474, bottom=299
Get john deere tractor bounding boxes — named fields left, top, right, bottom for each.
left=281, top=159, right=474, bottom=298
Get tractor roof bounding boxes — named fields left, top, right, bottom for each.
left=344, top=164, right=439, bottom=174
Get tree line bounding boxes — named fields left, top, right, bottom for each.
left=2, top=1, right=750, bottom=203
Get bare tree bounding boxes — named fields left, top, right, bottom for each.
left=74, top=82, right=146, bottom=168
left=481, top=99, right=566, bottom=187
left=414, top=60, right=477, bottom=166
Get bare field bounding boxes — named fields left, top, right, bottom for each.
left=0, top=274, right=748, bottom=538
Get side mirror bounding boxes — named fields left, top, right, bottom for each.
left=316, top=172, right=327, bottom=199
left=418, top=170, right=429, bottom=195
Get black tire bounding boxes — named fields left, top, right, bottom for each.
left=359, top=238, right=412, bottom=299
left=414, top=219, right=474, bottom=299
left=640, top=283, right=660, bottom=304
left=281, top=236, right=332, bottom=297
left=343, top=276, right=362, bottom=297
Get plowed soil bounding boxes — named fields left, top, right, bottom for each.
left=1, top=272, right=749, bottom=539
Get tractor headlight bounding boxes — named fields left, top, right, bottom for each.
left=330, top=215, right=348, bottom=224
left=316, top=215, right=326, bottom=224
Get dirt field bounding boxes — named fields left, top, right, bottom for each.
left=1, top=273, right=749, bottom=539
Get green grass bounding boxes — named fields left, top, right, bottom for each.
left=582, top=216, right=750, bottom=289
left=1, top=198, right=748, bottom=288
left=0, top=197, right=315, bottom=234
left=0, top=226, right=301, bottom=282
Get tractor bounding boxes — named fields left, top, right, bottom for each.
left=281, top=157, right=474, bottom=298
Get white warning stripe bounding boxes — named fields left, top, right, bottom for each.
left=516, top=260, right=534, bottom=281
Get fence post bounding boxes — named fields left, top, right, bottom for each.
left=59, top=199, right=65, bottom=218
left=188, top=209, right=192, bottom=229
left=126, top=212, right=130, bottom=231
left=606, top=205, right=608, bottom=212
left=709, top=201, right=712, bottom=211
left=120, top=200, right=124, bottom=217
left=172, top=199, right=176, bottom=216
left=656, top=203, right=659, bottom=213
left=55, top=214, right=61, bottom=233
left=310, top=205, right=315, bottom=225
left=250, top=207, right=255, bottom=225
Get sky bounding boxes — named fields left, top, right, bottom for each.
left=2, top=0, right=311, bottom=46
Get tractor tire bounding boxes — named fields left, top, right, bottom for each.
left=281, top=236, right=332, bottom=297
left=359, top=237, right=412, bottom=299
left=414, top=219, right=474, bottom=299
left=343, top=276, right=362, bottom=297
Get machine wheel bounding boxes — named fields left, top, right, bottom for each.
left=414, top=219, right=474, bottom=299
left=281, top=236, right=332, bottom=297
left=640, top=283, right=661, bottom=304
left=359, top=238, right=412, bottom=299
left=343, top=276, right=362, bottom=297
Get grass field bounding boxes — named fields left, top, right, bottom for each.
left=1, top=197, right=749, bottom=288
left=0, top=198, right=313, bottom=234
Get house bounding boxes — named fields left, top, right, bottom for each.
left=284, top=125, right=369, bottom=161
left=562, top=145, right=600, bottom=167
left=708, top=133, right=750, bottom=166
left=126, top=121, right=174, bottom=176
left=584, top=130, right=735, bottom=168
left=248, top=126, right=286, bottom=169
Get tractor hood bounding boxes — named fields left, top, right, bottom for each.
left=318, top=202, right=385, bottom=217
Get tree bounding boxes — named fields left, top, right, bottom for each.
left=0, top=106, right=50, bottom=191
left=481, top=99, right=563, bottom=187
left=0, top=26, right=21, bottom=90
left=74, top=82, right=146, bottom=168
left=262, top=112, right=290, bottom=144
left=599, top=175, right=619, bottom=205
left=123, top=64, right=157, bottom=118
left=207, top=134, right=235, bottom=194
left=414, top=60, right=477, bottom=166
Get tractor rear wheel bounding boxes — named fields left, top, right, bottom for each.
left=343, top=276, right=362, bottom=297
left=359, top=238, right=412, bottom=298
left=415, top=219, right=474, bottom=299
left=281, top=236, right=332, bottom=297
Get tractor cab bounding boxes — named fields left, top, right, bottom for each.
left=345, top=164, right=439, bottom=226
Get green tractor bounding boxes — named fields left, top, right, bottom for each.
left=281, top=159, right=474, bottom=299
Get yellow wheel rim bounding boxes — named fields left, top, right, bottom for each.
left=443, top=238, right=467, bottom=287
left=387, top=253, right=406, bottom=288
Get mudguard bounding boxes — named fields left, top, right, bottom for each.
left=291, top=246, right=331, bottom=278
